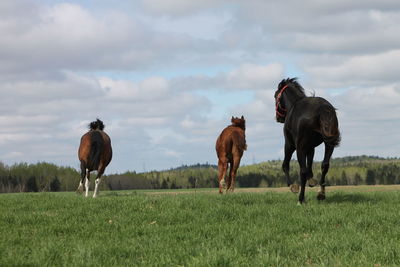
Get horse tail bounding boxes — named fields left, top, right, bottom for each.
left=88, top=131, right=104, bottom=170
left=232, top=131, right=247, bottom=152
left=319, top=106, right=341, bottom=147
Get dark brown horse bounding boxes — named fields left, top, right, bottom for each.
left=77, top=119, right=112, bottom=198
left=274, top=78, right=340, bottom=204
left=216, top=116, right=247, bottom=194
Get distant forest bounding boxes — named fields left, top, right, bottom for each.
left=1, top=155, right=400, bottom=193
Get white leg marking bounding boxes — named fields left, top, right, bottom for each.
left=319, top=186, right=325, bottom=195
left=85, top=172, right=90, bottom=197
left=219, top=179, right=226, bottom=188
left=77, top=181, right=83, bottom=191
left=93, top=178, right=101, bottom=198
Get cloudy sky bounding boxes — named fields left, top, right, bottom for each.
left=1, top=0, right=400, bottom=173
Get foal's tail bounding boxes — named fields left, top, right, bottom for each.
left=319, top=106, right=341, bottom=147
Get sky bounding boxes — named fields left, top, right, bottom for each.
left=1, top=0, right=400, bottom=174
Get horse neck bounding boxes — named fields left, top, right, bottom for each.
left=283, top=88, right=305, bottom=110
left=231, top=124, right=245, bottom=131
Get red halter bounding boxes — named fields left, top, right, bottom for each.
left=275, top=84, right=289, bottom=118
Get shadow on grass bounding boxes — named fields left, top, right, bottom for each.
left=324, top=192, right=382, bottom=204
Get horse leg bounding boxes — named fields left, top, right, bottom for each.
left=226, top=160, right=233, bottom=192
left=297, top=149, right=308, bottom=204
left=228, top=155, right=242, bottom=192
left=84, top=169, right=90, bottom=197
left=76, top=164, right=86, bottom=194
left=306, top=148, right=317, bottom=187
left=217, top=159, right=228, bottom=194
left=282, top=142, right=297, bottom=193
left=93, top=166, right=105, bottom=198
left=317, top=144, right=334, bottom=201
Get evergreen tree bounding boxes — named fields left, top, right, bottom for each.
left=340, top=171, right=348, bottom=185
left=161, top=179, right=168, bottom=189
left=366, top=170, right=376, bottom=185
left=354, top=173, right=362, bottom=185
left=50, top=177, right=61, bottom=192
left=26, top=176, right=38, bottom=192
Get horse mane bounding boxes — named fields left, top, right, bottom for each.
left=278, top=77, right=306, bottom=97
left=230, top=116, right=246, bottom=131
left=89, top=118, right=105, bottom=131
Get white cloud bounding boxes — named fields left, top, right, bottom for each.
left=1, top=0, right=400, bottom=172
left=0, top=2, right=217, bottom=74
left=306, top=50, right=400, bottom=87
left=100, top=76, right=169, bottom=101
left=140, top=0, right=227, bottom=16
left=226, top=63, right=284, bottom=90
left=172, top=63, right=284, bottom=91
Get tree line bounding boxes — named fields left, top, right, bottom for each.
left=1, top=156, right=400, bottom=193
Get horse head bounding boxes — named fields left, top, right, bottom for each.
left=274, top=78, right=306, bottom=123
left=231, top=115, right=246, bottom=131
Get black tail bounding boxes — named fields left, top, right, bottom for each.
left=319, top=106, right=341, bottom=147
left=88, top=131, right=104, bottom=170
left=89, top=118, right=105, bottom=131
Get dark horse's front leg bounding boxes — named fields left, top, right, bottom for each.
left=306, top=148, right=317, bottom=187
left=282, top=142, right=298, bottom=193
left=297, top=149, right=308, bottom=204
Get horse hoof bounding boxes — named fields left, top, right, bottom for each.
left=308, top=178, right=317, bottom=187
left=290, top=184, right=299, bottom=193
left=317, top=193, right=326, bottom=200
left=297, top=201, right=304, bottom=206
left=220, top=180, right=226, bottom=190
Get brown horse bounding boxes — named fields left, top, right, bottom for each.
left=77, top=119, right=112, bottom=198
left=216, top=116, right=247, bottom=194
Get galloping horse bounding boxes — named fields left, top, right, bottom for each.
left=274, top=78, right=340, bottom=204
left=216, top=116, right=247, bottom=194
left=77, top=119, right=112, bottom=198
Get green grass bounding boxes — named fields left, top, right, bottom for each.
left=1, top=189, right=400, bottom=266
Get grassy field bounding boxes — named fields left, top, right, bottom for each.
left=1, top=186, right=400, bottom=266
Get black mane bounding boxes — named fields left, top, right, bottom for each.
left=89, top=118, right=105, bottom=131
left=278, top=77, right=306, bottom=97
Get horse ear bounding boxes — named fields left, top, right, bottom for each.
left=231, top=116, right=234, bottom=121
left=241, top=115, right=244, bottom=120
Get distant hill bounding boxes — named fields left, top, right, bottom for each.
left=1, top=156, right=400, bottom=193
left=105, top=155, right=400, bottom=190
left=167, top=163, right=217, bottom=171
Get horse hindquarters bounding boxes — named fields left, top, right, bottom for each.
left=319, top=107, right=340, bottom=147
left=88, top=131, right=105, bottom=170
left=228, top=131, right=246, bottom=192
